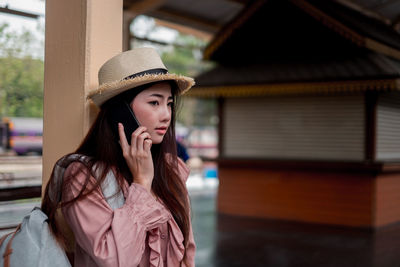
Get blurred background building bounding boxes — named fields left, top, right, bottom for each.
left=191, top=0, right=400, bottom=228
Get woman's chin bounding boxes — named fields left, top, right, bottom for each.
left=151, top=136, right=163, bottom=145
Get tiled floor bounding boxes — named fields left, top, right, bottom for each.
left=190, top=191, right=400, bottom=267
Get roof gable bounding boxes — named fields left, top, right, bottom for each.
left=204, top=0, right=400, bottom=62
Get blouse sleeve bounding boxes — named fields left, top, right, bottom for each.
left=61, top=162, right=171, bottom=267
left=177, top=158, right=197, bottom=266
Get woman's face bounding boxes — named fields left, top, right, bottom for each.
left=131, top=82, right=173, bottom=144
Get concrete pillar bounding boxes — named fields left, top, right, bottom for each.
left=43, top=0, right=122, bottom=189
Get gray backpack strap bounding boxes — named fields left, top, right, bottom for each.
left=50, top=153, right=124, bottom=210
left=47, top=154, right=90, bottom=203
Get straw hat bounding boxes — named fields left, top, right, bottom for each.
left=87, top=47, right=195, bottom=106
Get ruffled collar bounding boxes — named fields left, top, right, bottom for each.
left=148, top=218, right=185, bottom=267
left=121, top=180, right=185, bottom=267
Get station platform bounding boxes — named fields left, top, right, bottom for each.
left=1, top=180, right=400, bottom=266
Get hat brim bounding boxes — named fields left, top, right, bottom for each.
left=87, top=73, right=195, bottom=106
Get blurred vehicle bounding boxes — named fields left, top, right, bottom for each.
left=0, top=122, right=7, bottom=153
left=1, top=117, right=43, bottom=155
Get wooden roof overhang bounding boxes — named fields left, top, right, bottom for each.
left=187, top=79, right=400, bottom=98
left=190, top=52, right=400, bottom=97
left=121, top=0, right=400, bottom=38
left=189, top=0, right=400, bottom=98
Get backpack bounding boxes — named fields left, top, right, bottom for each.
left=0, top=207, right=71, bottom=267
left=0, top=154, right=89, bottom=267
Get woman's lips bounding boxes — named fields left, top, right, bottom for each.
left=155, top=127, right=167, bottom=135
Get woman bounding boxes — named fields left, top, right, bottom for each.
left=41, top=47, right=196, bottom=267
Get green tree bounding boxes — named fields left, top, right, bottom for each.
left=0, top=23, right=43, bottom=118
left=159, top=38, right=217, bottom=127
left=161, top=34, right=212, bottom=77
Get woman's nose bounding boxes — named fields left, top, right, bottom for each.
left=160, top=104, right=171, bottom=122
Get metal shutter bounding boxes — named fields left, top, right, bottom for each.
left=224, top=94, right=365, bottom=160
left=377, top=92, right=400, bottom=161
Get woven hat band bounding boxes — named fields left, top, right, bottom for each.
left=123, top=68, right=168, bottom=80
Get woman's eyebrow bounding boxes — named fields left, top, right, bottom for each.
left=149, top=93, right=173, bottom=100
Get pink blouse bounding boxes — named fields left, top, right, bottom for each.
left=61, top=158, right=196, bottom=267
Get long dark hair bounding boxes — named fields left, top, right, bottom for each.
left=41, top=81, right=191, bottom=264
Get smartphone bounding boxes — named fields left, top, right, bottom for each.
left=107, top=100, right=140, bottom=145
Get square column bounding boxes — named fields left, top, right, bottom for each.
left=43, top=0, right=122, bottom=188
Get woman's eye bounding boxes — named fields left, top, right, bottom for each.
left=149, top=101, right=159, bottom=106
left=168, top=102, right=174, bottom=107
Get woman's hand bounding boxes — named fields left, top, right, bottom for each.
left=118, top=123, right=154, bottom=192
